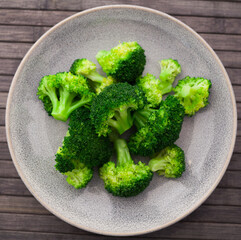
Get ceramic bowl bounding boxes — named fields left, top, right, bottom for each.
left=6, top=5, right=237, bottom=236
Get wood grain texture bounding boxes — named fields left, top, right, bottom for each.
left=1, top=0, right=241, bottom=17
left=0, top=212, right=241, bottom=239
left=0, top=109, right=5, bottom=125
left=0, top=0, right=240, bottom=239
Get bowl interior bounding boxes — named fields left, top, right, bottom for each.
left=7, top=6, right=236, bottom=236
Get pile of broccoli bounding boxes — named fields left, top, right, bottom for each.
left=37, top=41, right=212, bottom=197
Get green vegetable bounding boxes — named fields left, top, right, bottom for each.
left=99, top=138, right=153, bottom=197
left=137, top=59, right=181, bottom=107
left=55, top=108, right=113, bottom=189
left=173, top=76, right=212, bottom=116
left=96, top=42, right=146, bottom=84
left=90, top=82, right=147, bottom=136
left=37, top=72, right=94, bottom=121
left=159, top=59, right=181, bottom=95
left=149, top=144, right=185, bottom=178
left=70, top=58, right=115, bottom=94
left=128, top=95, right=185, bottom=156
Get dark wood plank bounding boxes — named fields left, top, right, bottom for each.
left=0, top=92, right=8, bottom=108
left=227, top=68, right=241, bottom=85
left=0, top=142, right=11, bottom=160
left=216, top=51, right=241, bottom=69
left=0, top=161, right=18, bottom=178
left=0, top=109, right=5, bottom=125
left=0, top=59, right=21, bottom=75
left=0, top=126, right=6, bottom=142
left=0, top=195, right=49, bottom=215
left=0, top=178, right=31, bottom=196
left=205, top=187, right=241, bottom=206
left=1, top=0, right=241, bottom=18
left=234, top=137, right=241, bottom=153
left=0, top=75, right=13, bottom=92
left=228, top=153, right=241, bottom=171
left=219, top=170, right=241, bottom=188
left=200, top=34, right=241, bottom=51
left=150, top=222, right=241, bottom=239
left=177, top=16, right=241, bottom=34
left=0, top=9, right=74, bottom=26
left=0, top=42, right=32, bottom=59
left=0, top=25, right=50, bottom=42
left=185, top=205, right=241, bottom=224
left=0, top=230, right=163, bottom=240
left=237, top=103, right=241, bottom=119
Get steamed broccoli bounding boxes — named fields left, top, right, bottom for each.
left=149, top=144, right=185, bottom=178
left=128, top=95, right=185, bottom=156
left=159, top=59, right=181, bottom=95
left=137, top=73, right=163, bottom=107
left=55, top=108, right=113, bottom=189
left=55, top=148, right=93, bottom=189
left=37, top=72, right=94, bottom=121
left=99, top=138, right=153, bottom=197
left=173, top=76, right=212, bottom=116
left=70, top=58, right=115, bottom=94
left=90, top=82, right=146, bottom=137
left=137, top=59, right=181, bottom=107
left=96, top=42, right=146, bottom=84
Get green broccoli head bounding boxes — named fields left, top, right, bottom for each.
left=90, top=82, right=147, bottom=136
left=96, top=42, right=146, bottom=84
left=173, top=76, right=212, bottom=116
left=99, top=138, right=153, bottom=197
left=64, top=162, right=93, bottom=189
left=70, top=58, right=115, bottom=94
left=37, top=72, right=94, bottom=121
left=137, top=73, right=163, bottom=107
left=159, top=59, right=181, bottom=95
left=55, top=107, right=113, bottom=171
left=55, top=148, right=93, bottom=189
left=149, top=144, right=185, bottom=178
left=128, top=95, right=185, bottom=156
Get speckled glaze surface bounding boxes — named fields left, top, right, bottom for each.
left=6, top=5, right=237, bottom=236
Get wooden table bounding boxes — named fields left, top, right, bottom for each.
left=0, top=1, right=241, bottom=239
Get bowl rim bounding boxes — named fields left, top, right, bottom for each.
left=5, top=4, right=237, bottom=236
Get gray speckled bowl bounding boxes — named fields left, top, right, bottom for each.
left=6, top=5, right=237, bottom=236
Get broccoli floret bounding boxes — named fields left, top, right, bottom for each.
left=137, top=73, right=163, bottom=107
left=55, top=108, right=113, bottom=188
left=96, top=42, right=146, bottom=84
left=128, top=95, right=185, bottom=156
left=137, top=59, right=181, bottom=107
left=149, top=144, right=185, bottom=178
left=56, top=149, right=93, bottom=189
left=55, top=107, right=113, bottom=170
left=37, top=72, right=94, bottom=121
left=159, top=59, right=181, bottom=95
left=99, top=138, right=153, bottom=197
left=70, top=58, right=115, bottom=94
left=90, top=82, right=146, bottom=136
left=173, top=76, right=212, bottom=116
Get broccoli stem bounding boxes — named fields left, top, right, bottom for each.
left=133, top=108, right=155, bottom=129
left=86, top=71, right=104, bottom=83
left=51, top=88, right=91, bottom=121
left=114, top=138, right=133, bottom=166
left=107, top=108, right=133, bottom=135
left=148, top=159, right=168, bottom=172
left=159, top=71, right=173, bottom=95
